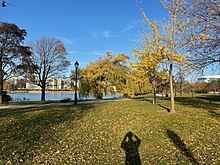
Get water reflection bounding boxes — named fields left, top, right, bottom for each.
left=9, top=92, right=120, bottom=102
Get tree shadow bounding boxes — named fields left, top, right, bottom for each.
left=0, top=106, right=45, bottom=118
left=175, top=96, right=220, bottom=118
left=196, top=94, right=220, bottom=102
left=157, top=104, right=170, bottom=112
left=121, top=131, right=141, bottom=165
left=138, top=98, right=170, bottom=112
left=145, top=98, right=153, bottom=103
left=167, top=129, right=199, bottom=164
left=0, top=103, right=95, bottom=164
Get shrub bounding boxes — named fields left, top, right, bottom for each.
left=3, top=91, right=12, bottom=103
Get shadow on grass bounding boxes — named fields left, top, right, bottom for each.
left=175, top=96, right=220, bottom=118
left=167, top=129, right=199, bottom=164
left=136, top=98, right=171, bottom=112
left=0, top=104, right=95, bottom=164
left=157, top=104, right=170, bottom=112
left=0, top=107, right=45, bottom=118
left=196, top=94, right=220, bottom=102
left=121, top=131, right=141, bottom=165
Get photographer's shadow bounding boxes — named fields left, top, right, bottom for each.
left=121, top=131, right=141, bottom=165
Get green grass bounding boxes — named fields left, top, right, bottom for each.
left=0, top=95, right=219, bottom=164
left=7, top=100, right=60, bottom=105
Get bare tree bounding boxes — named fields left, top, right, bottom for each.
left=182, top=0, right=220, bottom=71
left=20, top=37, right=70, bottom=101
left=0, top=22, right=30, bottom=103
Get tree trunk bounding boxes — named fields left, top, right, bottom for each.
left=96, top=93, right=103, bottom=99
left=41, top=83, right=46, bottom=101
left=174, top=84, right=177, bottom=97
left=0, top=78, right=3, bottom=104
left=0, top=60, right=3, bottom=104
left=152, top=81, right=157, bottom=104
left=169, top=64, right=175, bottom=113
left=180, top=79, right=183, bottom=98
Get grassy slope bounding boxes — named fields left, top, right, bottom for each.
left=0, top=95, right=219, bottom=164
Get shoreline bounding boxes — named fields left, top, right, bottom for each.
left=7, top=90, right=74, bottom=94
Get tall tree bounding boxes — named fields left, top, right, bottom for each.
left=161, top=0, right=188, bottom=113
left=75, top=52, right=129, bottom=99
left=0, top=22, right=30, bottom=104
left=19, top=37, right=70, bottom=101
left=132, top=14, right=168, bottom=104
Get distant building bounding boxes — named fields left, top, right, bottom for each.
left=10, top=76, right=18, bottom=86
left=7, top=77, right=72, bottom=91
left=7, top=76, right=26, bottom=90
left=197, top=75, right=220, bottom=83
left=26, top=78, right=71, bottom=91
left=26, top=82, right=41, bottom=90
left=47, top=78, right=64, bottom=90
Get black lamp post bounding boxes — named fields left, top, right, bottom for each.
left=74, top=61, right=79, bottom=105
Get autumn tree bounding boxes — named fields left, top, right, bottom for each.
left=0, top=22, right=30, bottom=103
left=105, top=52, right=130, bottom=95
left=76, top=52, right=129, bottom=99
left=136, top=0, right=188, bottom=111
left=161, top=0, right=189, bottom=112
left=125, top=68, right=152, bottom=97
left=132, top=13, right=170, bottom=104
left=19, top=37, right=70, bottom=101
left=208, top=80, right=220, bottom=93
left=193, top=82, right=208, bottom=93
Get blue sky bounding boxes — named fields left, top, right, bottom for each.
left=1, top=0, right=167, bottom=74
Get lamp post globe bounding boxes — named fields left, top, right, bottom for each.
left=74, top=61, right=79, bottom=69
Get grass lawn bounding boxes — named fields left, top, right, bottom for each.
left=6, top=100, right=60, bottom=105
left=0, top=95, right=219, bottom=164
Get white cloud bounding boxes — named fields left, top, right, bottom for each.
left=91, top=51, right=106, bottom=57
left=59, top=37, right=76, bottom=45
left=124, top=24, right=135, bottom=31
left=67, top=51, right=105, bottom=57
left=100, top=30, right=111, bottom=38
left=91, top=30, right=121, bottom=39
left=123, top=21, right=140, bottom=32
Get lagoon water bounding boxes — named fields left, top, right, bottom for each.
left=8, top=92, right=121, bottom=102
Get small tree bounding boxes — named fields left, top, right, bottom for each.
left=19, top=37, right=70, bottom=101
left=193, top=82, right=208, bottom=93
left=208, top=80, right=220, bottom=93
left=132, top=15, right=166, bottom=104
left=0, top=22, right=30, bottom=104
